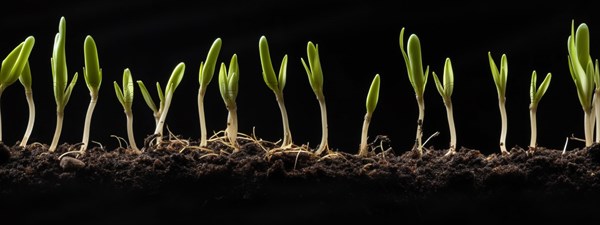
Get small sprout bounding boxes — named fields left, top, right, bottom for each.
left=19, top=62, right=35, bottom=147
left=488, top=52, right=509, bottom=155
left=529, top=70, right=552, bottom=152
left=114, top=68, right=141, bottom=154
left=138, top=63, right=185, bottom=144
left=399, top=28, right=429, bottom=157
left=198, top=38, right=222, bottom=147
left=80, top=35, right=103, bottom=153
left=358, top=74, right=380, bottom=157
left=49, top=17, right=78, bottom=152
left=258, top=36, right=293, bottom=148
left=218, top=54, right=240, bottom=149
left=567, top=21, right=594, bottom=146
left=301, top=41, right=329, bottom=155
left=432, top=58, right=457, bottom=156
left=0, top=36, right=35, bottom=143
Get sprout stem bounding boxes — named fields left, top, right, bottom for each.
left=444, top=100, right=456, bottom=156
left=314, top=95, right=329, bottom=155
left=529, top=107, right=537, bottom=150
left=19, top=90, right=35, bottom=147
left=226, top=105, right=238, bottom=149
left=154, top=93, right=173, bottom=143
left=49, top=110, right=64, bottom=152
left=0, top=91, right=3, bottom=142
left=275, top=93, right=293, bottom=148
left=358, top=111, right=373, bottom=157
left=198, top=87, right=208, bottom=147
left=595, top=91, right=600, bottom=142
left=498, top=98, right=509, bottom=154
left=584, top=108, right=594, bottom=146
left=79, top=93, right=98, bottom=152
left=125, top=109, right=141, bottom=154
left=414, top=95, right=425, bottom=157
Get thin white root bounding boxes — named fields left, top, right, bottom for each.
left=422, top=131, right=440, bottom=148
left=110, top=135, right=128, bottom=148
left=563, top=137, right=569, bottom=155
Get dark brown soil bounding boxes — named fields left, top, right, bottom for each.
left=1, top=135, right=600, bottom=224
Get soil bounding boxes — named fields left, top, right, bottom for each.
left=1, top=135, right=600, bottom=224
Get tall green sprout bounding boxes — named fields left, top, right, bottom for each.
left=259, top=36, right=293, bottom=148
left=80, top=35, right=102, bottom=153
left=529, top=70, right=551, bottom=151
left=49, top=17, right=78, bottom=152
left=138, top=63, right=185, bottom=144
left=567, top=21, right=595, bottom=147
left=0, top=36, right=35, bottom=143
left=198, top=38, right=222, bottom=147
left=19, top=62, right=35, bottom=147
left=301, top=41, right=329, bottom=156
left=358, top=74, right=380, bottom=157
left=114, top=68, right=141, bottom=154
left=432, top=58, right=456, bottom=156
left=218, top=54, right=240, bottom=149
left=399, top=28, right=429, bottom=157
left=488, top=52, right=509, bottom=155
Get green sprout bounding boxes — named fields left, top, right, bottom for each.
left=432, top=58, right=456, bottom=156
left=488, top=52, right=509, bottom=155
left=138, top=62, right=185, bottom=144
left=18, top=62, right=35, bottom=147
left=301, top=41, right=329, bottom=155
left=0, top=36, right=35, bottom=143
left=79, top=35, right=102, bottom=153
left=258, top=36, right=292, bottom=148
left=114, top=68, right=141, bottom=154
left=399, top=28, right=429, bottom=157
left=358, top=74, right=380, bottom=157
left=593, top=59, right=600, bottom=142
left=218, top=54, right=240, bottom=149
left=567, top=21, right=595, bottom=147
left=529, top=70, right=551, bottom=151
left=198, top=38, right=222, bottom=147
left=49, top=17, right=78, bottom=152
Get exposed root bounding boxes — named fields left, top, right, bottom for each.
left=110, top=135, right=128, bottom=149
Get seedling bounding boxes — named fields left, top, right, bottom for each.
left=399, top=28, right=429, bottom=157
left=358, top=74, right=380, bottom=157
left=138, top=63, right=185, bottom=144
left=259, top=36, right=293, bottom=148
left=301, top=41, right=329, bottom=155
left=432, top=58, right=456, bottom=156
left=529, top=70, right=552, bottom=151
left=18, top=62, right=35, bottom=147
left=79, top=35, right=102, bottom=153
left=49, top=17, right=78, bottom=152
left=218, top=54, right=240, bottom=149
left=198, top=38, right=222, bottom=147
left=114, top=68, right=141, bottom=153
left=0, top=36, right=35, bottom=143
left=488, top=52, right=509, bottom=155
left=567, top=21, right=595, bottom=146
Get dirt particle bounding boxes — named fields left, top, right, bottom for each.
left=60, top=156, right=86, bottom=171
left=153, top=159, right=165, bottom=170
left=0, top=143, right=10, bottom=163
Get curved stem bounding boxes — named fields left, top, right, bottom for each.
left=445, top=100, right=456, bottom=155
left=529, top=107, right=537, bottom=150
left=154, top=94, right=173, bottom=144
left=414, top=95, right=425, bottom=157
left=198, top=87, right=208, bottom=147
left=226, top=105, right=238, bottom=150
left=49, top=110, right=65, bottom=152
left=499, top=98, right=509, bottom=154
left=275, top=93, right=293, bottom=148
left=314, top=95, right=329, bottom=155
left=80, top=93, right=98, bottom=152
left=20, top=90, right=35, bottom=147
left=358, top=112, right=372, bottom=157
left=125, top=109, right=141, bottom=154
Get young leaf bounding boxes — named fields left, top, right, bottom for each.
left=199, top=38, right=222, bottom=88
left=136, top=81, right=158, bottom=113
left=165, top=62, right=185, bottom=96
left=301, top=42, right=324, bottom=95
left=83, top=35, right=102, bottom=92
left=432, top=58, right=454, bottom=99
left=259, top=36, right=278, bottom=92
left=530, top=71, right=552, bottom=107
left=366, top=74, right=381, bottom=114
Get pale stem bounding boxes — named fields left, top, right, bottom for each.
left=49, top=110, right=65, bottom=152
left=198, top=87, right=208, bottom=147
left=80, top=93, right=98, bottom=152
left=594, top=90, right=600, bottom=142
left=275, top=93, right=293, bottom=148
left=414, top=95, right=425, bottom=157
left=498, top=98, right=509, bottom=154
left=529, top=107, right=537, bottom=151
left=358, top=112, right=372, bottom=157
left=0, top=89, right=3, bottom=142
left=314, top=95, right=329, bottom=155
left=444, top=100, right=456, bottom=156
left=226, top=106, right=238, bottom=150
left=154, top=94, right=173, bottom=144
left=20, top=90, right=35, bottom=147
left=584, top=107, right=594, bottom=147
left=125, top=109, right=141, bottom=154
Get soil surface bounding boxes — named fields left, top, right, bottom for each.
left=1, top=135, right=600, bottom=224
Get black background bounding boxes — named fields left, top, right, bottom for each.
left=1, top=0, right=598, bottom=155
